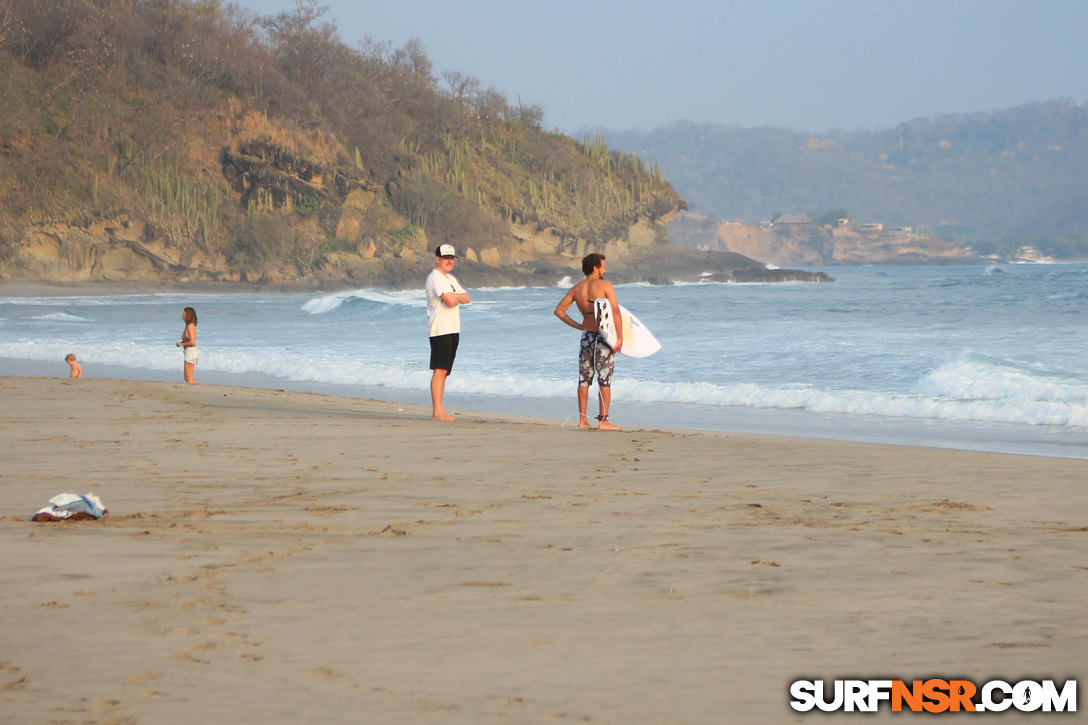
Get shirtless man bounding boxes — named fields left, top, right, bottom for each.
left=554, top=253, right=623, bottom=430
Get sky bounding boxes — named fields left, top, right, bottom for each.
left=238, top=0, right=1088, bottom=134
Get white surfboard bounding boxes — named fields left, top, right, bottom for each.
left=593, top=298, right=661, bottom=358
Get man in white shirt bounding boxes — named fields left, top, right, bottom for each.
left=425, top=243, right=470, bottom=421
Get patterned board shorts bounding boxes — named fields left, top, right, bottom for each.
left=579, top=330, right=615, bottom=387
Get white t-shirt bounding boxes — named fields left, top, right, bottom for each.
left=425, top=269, right=466, bottom=337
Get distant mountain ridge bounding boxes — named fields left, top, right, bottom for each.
left=598, top=100, right=1088, bottom=257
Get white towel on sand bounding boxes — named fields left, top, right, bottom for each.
left=32, top=492, right=107, bottom=520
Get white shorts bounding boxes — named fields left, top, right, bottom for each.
left=184, top=347, right=199, bottom=365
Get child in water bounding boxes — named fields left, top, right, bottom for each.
left=176, top=307, right=198, bottom=384
left=65, top=353, right=82, bottom=379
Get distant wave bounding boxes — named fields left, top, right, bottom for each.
left=916, top=352, right=1088, bottom=405
left=614, top=375, right=1088, bottom=428
left=0, top=340, right=177, bottom=371
left=608, top=350, right=1088, bottom=428
left=302, top=288, right=425, bottom=314
left=0, top=292, right=206, bottom=307
left=670, top=280, right=734, bottom=287
left=33, top=311, right=91, bottom=323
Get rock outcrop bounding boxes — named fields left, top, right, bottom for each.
left=672, top=213, right=979, bottom=267
left=2, top=211, right=830, bottom=290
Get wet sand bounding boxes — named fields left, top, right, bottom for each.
left=1, top=377, right=1085, bottom=723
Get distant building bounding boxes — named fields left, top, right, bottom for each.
left=1014, top=245, right=1054, bottom=263
left=773, top=213, right=811, bottom=225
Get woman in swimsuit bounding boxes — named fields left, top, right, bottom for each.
left=176, top=307, right=198, bottom=384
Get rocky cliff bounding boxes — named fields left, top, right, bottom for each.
left=3, top=205, right=831, bottom=290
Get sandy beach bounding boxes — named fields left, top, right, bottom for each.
left=1, top=376, right=1085, bottom=723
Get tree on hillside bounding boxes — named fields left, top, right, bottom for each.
left=814, top=208, right=851, bottom=225
left=441, top=70, right=480, bottom=103
left=391, top=37, right=432, bottom=81
left=260, top=0, right=344, bottom=90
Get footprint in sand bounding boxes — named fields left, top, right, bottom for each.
left=0, top=662, right=28, bottom=692
left=371, top=524, right=407, bottom=536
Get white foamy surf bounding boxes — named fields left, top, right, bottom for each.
left=3, top=263, right=1087, bottom=457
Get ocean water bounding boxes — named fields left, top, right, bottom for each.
left=3, top=263, right=1088, bottom=459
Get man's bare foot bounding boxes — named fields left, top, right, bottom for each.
left=578, top=416, right=591, bottom=428
left=597, top=416, right=621, bottom=431
left=432, top=413, right=457, bottom=422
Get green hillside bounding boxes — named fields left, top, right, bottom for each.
left=0, top=0, right=682, bottom=284
left=600, top=101, right=1088, bottom=258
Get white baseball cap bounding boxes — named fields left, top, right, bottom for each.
left=436, top=243, right=456, bottom=258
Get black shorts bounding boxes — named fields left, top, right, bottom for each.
left=429, top=333, right=459, bottom=372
